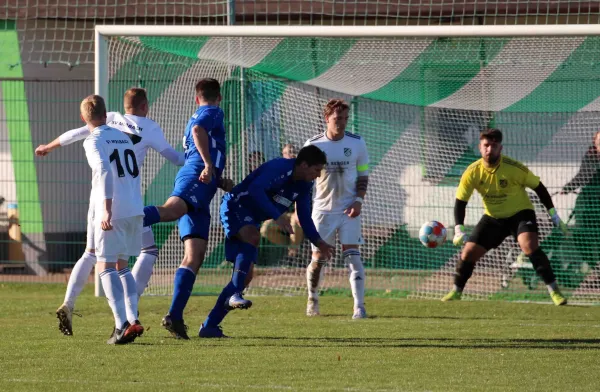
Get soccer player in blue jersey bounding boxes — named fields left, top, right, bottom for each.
left=198, top=145, right=335, bottom=338
left=142, top=78, right=231, bottom=339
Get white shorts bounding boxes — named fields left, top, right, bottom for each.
left=94, top=216, right=143, bottom=263
left=87, top=206, right=154, bottom=250
left=310, top=212, right=364, bottom=251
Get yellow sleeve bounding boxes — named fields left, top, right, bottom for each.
left=456, top=168, right=475, bottom=202
left=524, top=168, right=540, bottom=189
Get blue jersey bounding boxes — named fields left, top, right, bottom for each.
left=182, top=105, right=226, bottom=174
left=226, top=158, right=321, bottom=244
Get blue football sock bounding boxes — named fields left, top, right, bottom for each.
left=232, top=242, right=257, bottom=292
left=202, top=242, right=257, bottom=328
left=143, top=206, right=161, bottom=227
left=168, top=267, right=196, bottom=320
left=203, top=282, right=234, bottom=328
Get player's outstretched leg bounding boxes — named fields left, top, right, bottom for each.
left=200, top=240, right=256, bottom=338
left=344, top=249, right=367, bottom=319
left=306, top=259, right=326, bottom=316
left=56, top=251, right=96, bottom=336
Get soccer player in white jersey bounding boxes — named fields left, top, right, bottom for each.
left=304, top=99, right=369, bottom=319
left=78, top=94, right=145, bottom=344
left=35, top=88, right=184, bottom=336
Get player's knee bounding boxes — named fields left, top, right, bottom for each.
left=116, top=259, right=129, bottom=270
left=461, top=243, right=485, bottom=263
left=162, top=197, right=188, bottom=221
left=312, top=250, right=329, bottom=262
left=244, top=232, right=261, bottom=248
left=519, top=239, right=538, bottom=255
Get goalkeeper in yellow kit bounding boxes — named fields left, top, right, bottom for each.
left=443, top=128, right=568, bottom=305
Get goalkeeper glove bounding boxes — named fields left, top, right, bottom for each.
left=453, top=225, right=469, bottom=247
left=548, top=208, right=568, bottom=234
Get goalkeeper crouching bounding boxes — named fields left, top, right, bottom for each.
left=443, top=128, right=568, bottom=306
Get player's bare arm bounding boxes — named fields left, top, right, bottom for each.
left=101, top=199, right=113, bottom=231
left=345, top=175, right=368, bottom=218
left=35, top=138, right=61, bottom=156
left=192, top=125, right=214, bottom=184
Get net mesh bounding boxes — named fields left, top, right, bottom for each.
left=3, top=1, right=600, bottom=66
left=105, top=34, right=600, bottom=303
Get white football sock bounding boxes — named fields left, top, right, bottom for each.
left=63, top=252, right=96, bottom=309
left=344, top=249, right=365, bottom=308
left=99, top=268, right=127, bottom=329
left=118, top=267, right=139, bottom=324
left=307, top=259, right=326, bottom=300
left=132, top=247, right=158, bottom=298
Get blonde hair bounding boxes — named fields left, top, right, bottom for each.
left=80, top=95, right=106, bottom=122
left=123, top=88, right=148, bottom=112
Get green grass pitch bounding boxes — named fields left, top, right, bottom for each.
left=2, top=283, right=600, bottom=391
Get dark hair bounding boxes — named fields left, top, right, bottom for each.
left=195, top=78, right=221, bottom=101
left=323, top=98, right=349, bottom=118
left=296, top=145, right=327, bottom=167
left=480, top=128, right=503, bottom=143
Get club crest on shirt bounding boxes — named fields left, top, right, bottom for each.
left=344, top=147, right=352, bottom=157
left=499, top=179, right=508, bottom=188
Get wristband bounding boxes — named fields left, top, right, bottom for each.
left=355, top=197, right=364, bottom=204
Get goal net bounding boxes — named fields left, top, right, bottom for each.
left=101, top=26, right=600, bottom=304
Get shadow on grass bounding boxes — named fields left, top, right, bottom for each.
left=219, top=336, right=600, bottom=350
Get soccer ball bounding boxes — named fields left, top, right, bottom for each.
left=419, top=221, right=447, bottom=248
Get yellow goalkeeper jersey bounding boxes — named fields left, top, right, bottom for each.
left=456, top=155, right=540, bottom=219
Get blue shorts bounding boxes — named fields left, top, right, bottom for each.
left=171, top=171, right=218, bottom=241
left=220, top=194, right=260, bottom=240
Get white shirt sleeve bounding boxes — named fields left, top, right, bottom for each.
left=357, top=138, right=369, bottom=176
left=160, top=147, right=185, bottom=166
left=148, top=125, right=184, bottom=165
left=58, top=126, right=89, bottom=146
left=85, top=137, right=113, bottom=200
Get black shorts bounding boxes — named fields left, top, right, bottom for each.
left=469, top=209, right=538, bottom=250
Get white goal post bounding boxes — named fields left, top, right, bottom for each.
left=94, top=24, right=600, bottom=303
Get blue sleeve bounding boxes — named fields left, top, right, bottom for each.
left=296, top=186, right=321, bottom=246
left=193, top=112, right=213, bottom=130
left=247, top=162, right=287, bottom=221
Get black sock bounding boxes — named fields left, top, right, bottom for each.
left=527, top=248, right=556, bottom=285
left=454, top=259, right=475, bottom=292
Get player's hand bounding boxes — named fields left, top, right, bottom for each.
left=452, top=225, right=469, bottom=247
left=316, top=239, right=335, bottom=259
left=275, top=214, right=294, bottom=234
left=548, top=208, right=568, bottom=234
left=35, top=144, right=51, bottom=156
left=199, top=165, right=215, bottom=184
left=344, top=201, right=362, bottom=218
left=101, top=210, right=113, bottom=231
left=219, top=177, right=234, bottom=192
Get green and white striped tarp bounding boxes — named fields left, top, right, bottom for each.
left=107, top=35, right=600, bottom=303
